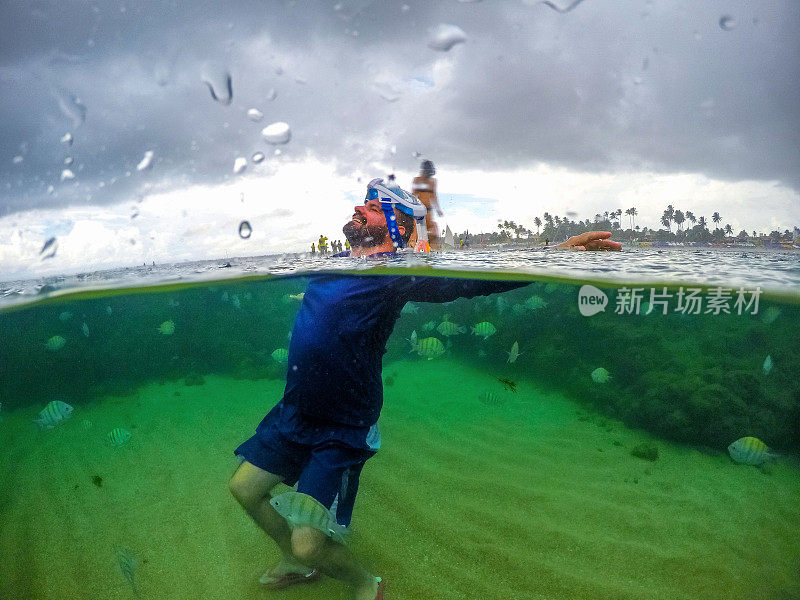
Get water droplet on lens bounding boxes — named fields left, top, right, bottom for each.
left=201, top=63, right=233, bottom=105
left=64, top=156, right=73, bottom=165
left=233, top=157, right=247, bottom=174
left=719, top=15, right=736, bottom=30
left=247, top=108, right=263, bottom=122
left=12, top=156, right=23, bottom=164
left=238, top=220, right=252, bottom=239
left=428, top=24, right=467, bottom=51
left=274, top=148, right=282, bottom=156
left=56, top=90, right=87, bottom=128
left=401, top=4, right=410, bottom=11
left=61, top=169, right=76, bottom=181
left=47, top=185, right=55, bottom=195
left=251, top=151, right=265, bottom=163
left=61, top=132, right=73, bottom=146
left=266, top=88, right=277, bottom=101
left=261, top=122, right=291, bottom=144
left=633, top=77, right=643, bottom=85
left=40, top=236, right=57, bottom=259
left=136, top=150, right=154, bottom=171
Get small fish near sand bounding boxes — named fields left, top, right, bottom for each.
left=479, top=391, right=505, bottom=406
left=270, top=491, right=349, bottom=544
left=33, top=400, right=74, bottom=430
left=591, top=367, right=612, bottom=383
left=411, top=336, right=445, bottom=360
left=107, top=427, right=132, bottom=448
left=271, top=348, right=289, bottom=364
left=436, top=319, right=466, bottom=337
left=115, top=546, right=139, bottom=596
left=506, top=341, right=522, bottom=363
left=45, top=335, right=66, bottom=351
left=158, top=320, right=175, bottom=335
left=471, top=321, right=497, bottom=340
left=763, top=355, right=773, bottom=375
left=728, top=436, right=779, bottom=466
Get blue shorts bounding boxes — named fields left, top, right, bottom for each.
left=234, top=400, right=379, bottom=528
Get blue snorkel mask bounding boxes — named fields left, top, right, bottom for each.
left=365, top=177, right=429, bottom=251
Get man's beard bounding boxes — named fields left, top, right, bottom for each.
left=342, top=220, right=388, bottom=248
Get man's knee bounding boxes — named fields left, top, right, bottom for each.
left=228, top=461, right=279, bottom=508
left=291, top=527, right=327, bottom=564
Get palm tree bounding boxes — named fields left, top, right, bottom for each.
left=698, top=216, right=708, bottom=229
left=661, top=215, right=671, bottom=230
left=674, top=210, right=685, bottom=232
left=533, top=216, right=542, bottom=235
left=629, top=207, right=637, bottom=230
left=712, top=212, right=721, bottom=229
left=725, top=224, right=733, bottom=236
left=686, top=211, right=696, bottom=227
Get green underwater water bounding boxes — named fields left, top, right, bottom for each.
left=1, top=270, right=799, bottom=599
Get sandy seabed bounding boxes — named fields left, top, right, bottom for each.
left=1, top=359, right=798, bottom=600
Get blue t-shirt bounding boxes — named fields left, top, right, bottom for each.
left=283, top=274, right=528, bottom=427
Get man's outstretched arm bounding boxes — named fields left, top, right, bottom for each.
left=557, top=231, right=622, bottom=251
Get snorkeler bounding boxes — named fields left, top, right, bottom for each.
left=229, top=178, right=621, bottom=600
left=412, top=160, right=444, bottom=251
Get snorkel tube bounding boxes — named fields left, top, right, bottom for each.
left=365, top=178, right=429, bottom=252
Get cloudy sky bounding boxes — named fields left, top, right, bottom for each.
left=1, top=0, right=798, bottom=278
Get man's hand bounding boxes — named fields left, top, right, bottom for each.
left=557, top=231, right=622, bottom=251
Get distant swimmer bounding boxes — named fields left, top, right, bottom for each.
left=311, top=243, right=316, bottom=254
left=412, top=160, right=444, bottom=251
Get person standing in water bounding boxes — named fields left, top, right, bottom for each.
left=229, top=178, right=621, bottom=600
left=412, top=160, right=444, bottom=251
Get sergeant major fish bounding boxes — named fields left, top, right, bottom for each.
left=34, top=400, right=74, bottom=430
left=591, top=367, right=611, bottom=383
left=436, top=319, right=466, bottom=337
left=410, top=336, right=445, bottom=360
left=270, top=491, right=349, bottom=544
left=506, top=341, right=522, bottom=363
left=727, top=436, right=779, bottom=466
left=471, top=321, right=497, bottom=340
left=107, top=427, right=132, bottom=447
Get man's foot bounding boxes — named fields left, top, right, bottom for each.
left=354, top=576, right=383, bottom=600
left=259, top=560, right=320, bottom=590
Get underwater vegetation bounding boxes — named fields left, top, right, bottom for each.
left=1, top=275, right=798, bottom=456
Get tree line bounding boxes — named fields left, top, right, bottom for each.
left=454, top=205, right=798, bottom=246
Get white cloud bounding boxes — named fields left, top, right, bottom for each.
left=2, top=156, right=797, bottom=281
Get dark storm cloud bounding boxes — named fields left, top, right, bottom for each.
left=0, top=0, right=798, bottom=216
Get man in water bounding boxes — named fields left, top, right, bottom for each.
left=229, top=180, right=620, bottom=600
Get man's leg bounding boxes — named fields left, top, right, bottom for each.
left=291, top=526, right=380, bottom=600
left=228, top=460, right=312, bottom=578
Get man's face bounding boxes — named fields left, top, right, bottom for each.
left=342, top=198, right=389, bottom=247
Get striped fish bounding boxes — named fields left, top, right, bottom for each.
left=436, top=320, right=466, bottom=337
left=33, top=400, right=74, bottom=430
left=269, top=491, right=349, bottom=544
left=271, top=348, right=289, bottom=364
left=727, top=436, right=778, bottom=466
left=107, top=428, right=132, bottom=447
left=412, top=336, right=445, bottom=360
left=471, top=321, right=497, bottom=340
left=478, top=391, right=505, bottom=406
left=115, top=547, right=139, bottom=596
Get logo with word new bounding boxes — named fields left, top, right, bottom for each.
left=578, top=285, right=608, bottom=316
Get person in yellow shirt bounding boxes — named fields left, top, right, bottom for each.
left=411, top=160, right=443, bottom=251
